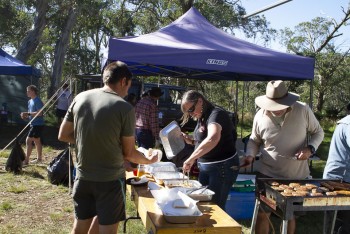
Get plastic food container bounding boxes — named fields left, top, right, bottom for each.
left=187, top=189, right=215, bottom=202
left=150, top=190, right=203, bottom=224
left=145, top=162, right=177, bottom=174
left=153, top=172, right=188, bottom=184
left=163, top=179, right=202, bottom=189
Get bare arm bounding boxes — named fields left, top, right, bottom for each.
left=58, top=119, right=75, bottom=144
left=122, top=136, right=158, bottom=165
left=183, top=123, right=221, bottom=173
left=20, top=108, right=44, bottom=119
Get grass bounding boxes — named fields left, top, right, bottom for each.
left=0, top=119, right=337, bottom=234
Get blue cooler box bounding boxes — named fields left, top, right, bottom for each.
left=225, top=190, right=255, bottom=220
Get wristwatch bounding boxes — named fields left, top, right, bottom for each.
left=308, top=145, right=315, bottom=155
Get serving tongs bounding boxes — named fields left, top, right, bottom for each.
left=179, top=167, right=190, bottom=186
left=187, top=185, right=208, bottom=194
left=182, top=171, right=190, bottom=186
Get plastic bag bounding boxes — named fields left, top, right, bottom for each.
left=47, top=148, right=74, bottom=186
left=6, top=140, right=26, bottom=174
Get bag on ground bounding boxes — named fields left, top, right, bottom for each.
left=47, top=148, right=74, bottom=186
left=6, top=140, right=26, bottom=174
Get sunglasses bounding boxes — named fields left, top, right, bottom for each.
left=187, top=100, right=198, bottom=113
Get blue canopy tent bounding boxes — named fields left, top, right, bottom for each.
left=0, top=48, right=40, bottom=123
left=108, top=7, right=315, bottom=81
left=0, top=49, right=37, bottom=76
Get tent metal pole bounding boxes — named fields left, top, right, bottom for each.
left=236, top=81, right=242, bottom=138
left=309, top=80, right=314, bottom=109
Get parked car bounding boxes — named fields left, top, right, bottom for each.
left=75, top=75, right=196, bottom=131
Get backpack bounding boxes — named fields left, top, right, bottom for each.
left=6, top=140, right=26, bottom=174
left=47, top=148, right=74, bottom=186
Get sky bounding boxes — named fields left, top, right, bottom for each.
left=237, top=0, right=350, bottom=52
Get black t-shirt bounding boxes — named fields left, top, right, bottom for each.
left=194, top=106, right=237, bottom=163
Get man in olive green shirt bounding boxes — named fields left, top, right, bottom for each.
left=58, top=61, right=157, bottom=234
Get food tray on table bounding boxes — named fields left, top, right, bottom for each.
left=170, top=186, right=215, bottom=201
left=163, top=210, right=203, bottom=224
left=152, top=171, right=188, bottom=184
left=145, top=162, right=177, bottom=173
left=163, top=179, right=202, bottom=189
left=187, top=188, right=215, bottom=201
left=150, top=190, right=203, bottom=224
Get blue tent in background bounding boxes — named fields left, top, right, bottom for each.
left=0, top=48, right=40, bottom=123
left=108, top=7, right=314, bottom=81
left=0, top=48, right=37, bottom=76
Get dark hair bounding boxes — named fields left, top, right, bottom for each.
left=102, top=61, right=132, bottom=85
left=27, top=85, right=38, bottom=95
left=347, top=103, right=350, bottom=113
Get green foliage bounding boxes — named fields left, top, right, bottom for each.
left=2, top=1, right=349, bottom=120
left=0, top=0, right=34, bottom=48
left=280, top=16, right=350, bottom=118
left=7, top=183, right=28, bottom=193
left=0, top=201, right=13, bottom=211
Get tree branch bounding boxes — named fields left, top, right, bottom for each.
left=316, top=6, right=350, bottom=53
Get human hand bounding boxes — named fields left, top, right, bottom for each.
left=182, top=158, right=195, bottom=174
left=295, top=147, right=312, bottom=160
left=123, top=160, right=134, bottom=172
left=240, top=155, right=254, bottom=168
left=181, top=132, right=193, bottom=145
left=148, top=148, right=163, bottom=162
left=148, top=154, right=158, bottom=164
left=20, top=112, right=28, bottom=119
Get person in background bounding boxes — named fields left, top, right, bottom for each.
left=135, top=87, right=163, bottom=149
left=242, top=80, right=324, bottom=234
left=180, top=90, right=239, bottom=210
left=323, top=113, right=350, bottom=234
left=20, top=85, right=45, bottom=165
left=55, top=83, right=72, bottom=126
left=125, top=93, right=137, bottom=106
left=58, top=61, right=158, bottom=234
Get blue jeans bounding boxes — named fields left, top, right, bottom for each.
left=136, top=129, right=154, bottom=149
left=197, top=154, right=239, bottom=210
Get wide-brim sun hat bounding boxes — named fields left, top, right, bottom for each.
left=255, top=80, right=299, bottom=111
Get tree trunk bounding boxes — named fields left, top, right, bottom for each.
left=16, top=0, right=49, bottom=63
left=179, top=0, right=194, bottom=13
left=49, top=6, right=79, bottom=97
left=316, top=89, right=325, bottom=113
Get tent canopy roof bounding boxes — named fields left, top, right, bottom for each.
left=108, top=7, right=314, bottom=81
left=0, top=48, right=38, bottom=76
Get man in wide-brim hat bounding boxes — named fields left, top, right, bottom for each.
left=242, top=80, right=324, bottom=234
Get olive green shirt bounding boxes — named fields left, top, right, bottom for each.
left=66, top=88, right=135, bottom=182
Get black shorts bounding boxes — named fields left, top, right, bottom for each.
left=28, top=125, right=44, bottom=139
left=72, top=178, right=126, bottom=225
left=56, top=108, right=67, bottom=118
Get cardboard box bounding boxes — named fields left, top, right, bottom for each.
left=225, top=190, right=255, bottom=220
